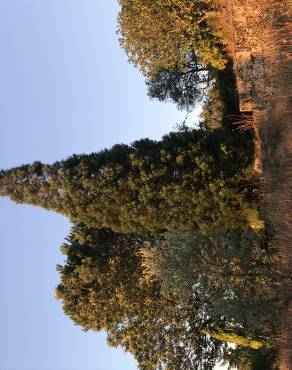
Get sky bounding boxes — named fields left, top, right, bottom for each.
left=0, top=1, right=226, bottom=370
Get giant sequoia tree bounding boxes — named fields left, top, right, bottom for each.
left=56, top=223, right=224, bottom=370
left=0, top=129, right=251, bottom=235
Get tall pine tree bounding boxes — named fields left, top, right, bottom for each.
left=0, top=129, right=251, bottom=235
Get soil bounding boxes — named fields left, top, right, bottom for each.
left=215, top=0, right=292, bottom=368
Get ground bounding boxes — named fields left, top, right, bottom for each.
left=216, top=0, right=292, bottom=368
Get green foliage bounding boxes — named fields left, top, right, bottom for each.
left=140, top=228, right=277, bottom=331
left=55, top=224, right=277, bottom=369
left=200, top=84, right=224, bottom=129
left=117, top=0, right=227, bottom=78
left=0, top=128, right=252, bottom=235
left=224, top=346, right=278, bottom=370
left=56, top=224, right=224, bottom=370
left=146, top=52, right=209, bottom=111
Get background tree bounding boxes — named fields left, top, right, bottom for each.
left=140, top=228, right=277, bottom=332
left=56, top=223, right=224, bottom=370
left=146, top=52, right=209, bottom=111
left=117, top=0, right=226, bottom=78
left=200, top=85, right=224, bottom=129
left=223, top=346, right=278, bottom=370
left=0, top=128, right=252, bottom=235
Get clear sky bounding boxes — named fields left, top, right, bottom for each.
left=0, top=1, right=206, bottom=370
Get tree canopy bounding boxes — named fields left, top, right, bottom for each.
left=117, top=0, right=226, bottom=78
left=0, top=128, right=252, bottom=235
left=56, top=223, right=223, bottom=370
left=140, top=228, right=277, bottom=331
left=146, top=52, right=209, bottom=111
left=56, top=224, right=276, bottom=369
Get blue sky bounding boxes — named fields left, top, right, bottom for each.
left=0, top=1, right=203, bottom=370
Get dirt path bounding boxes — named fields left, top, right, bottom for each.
left=216, top=0, right=292, bottom=368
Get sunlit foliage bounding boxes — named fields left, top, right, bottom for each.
left=117, top=0, right=226, bottom=78
left=0, top=128, right=251, bottom=235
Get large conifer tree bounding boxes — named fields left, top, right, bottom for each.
left=0, top=129, right=250, bottom=235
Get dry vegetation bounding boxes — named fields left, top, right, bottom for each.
left=215, top=0, right=292, bottom=368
